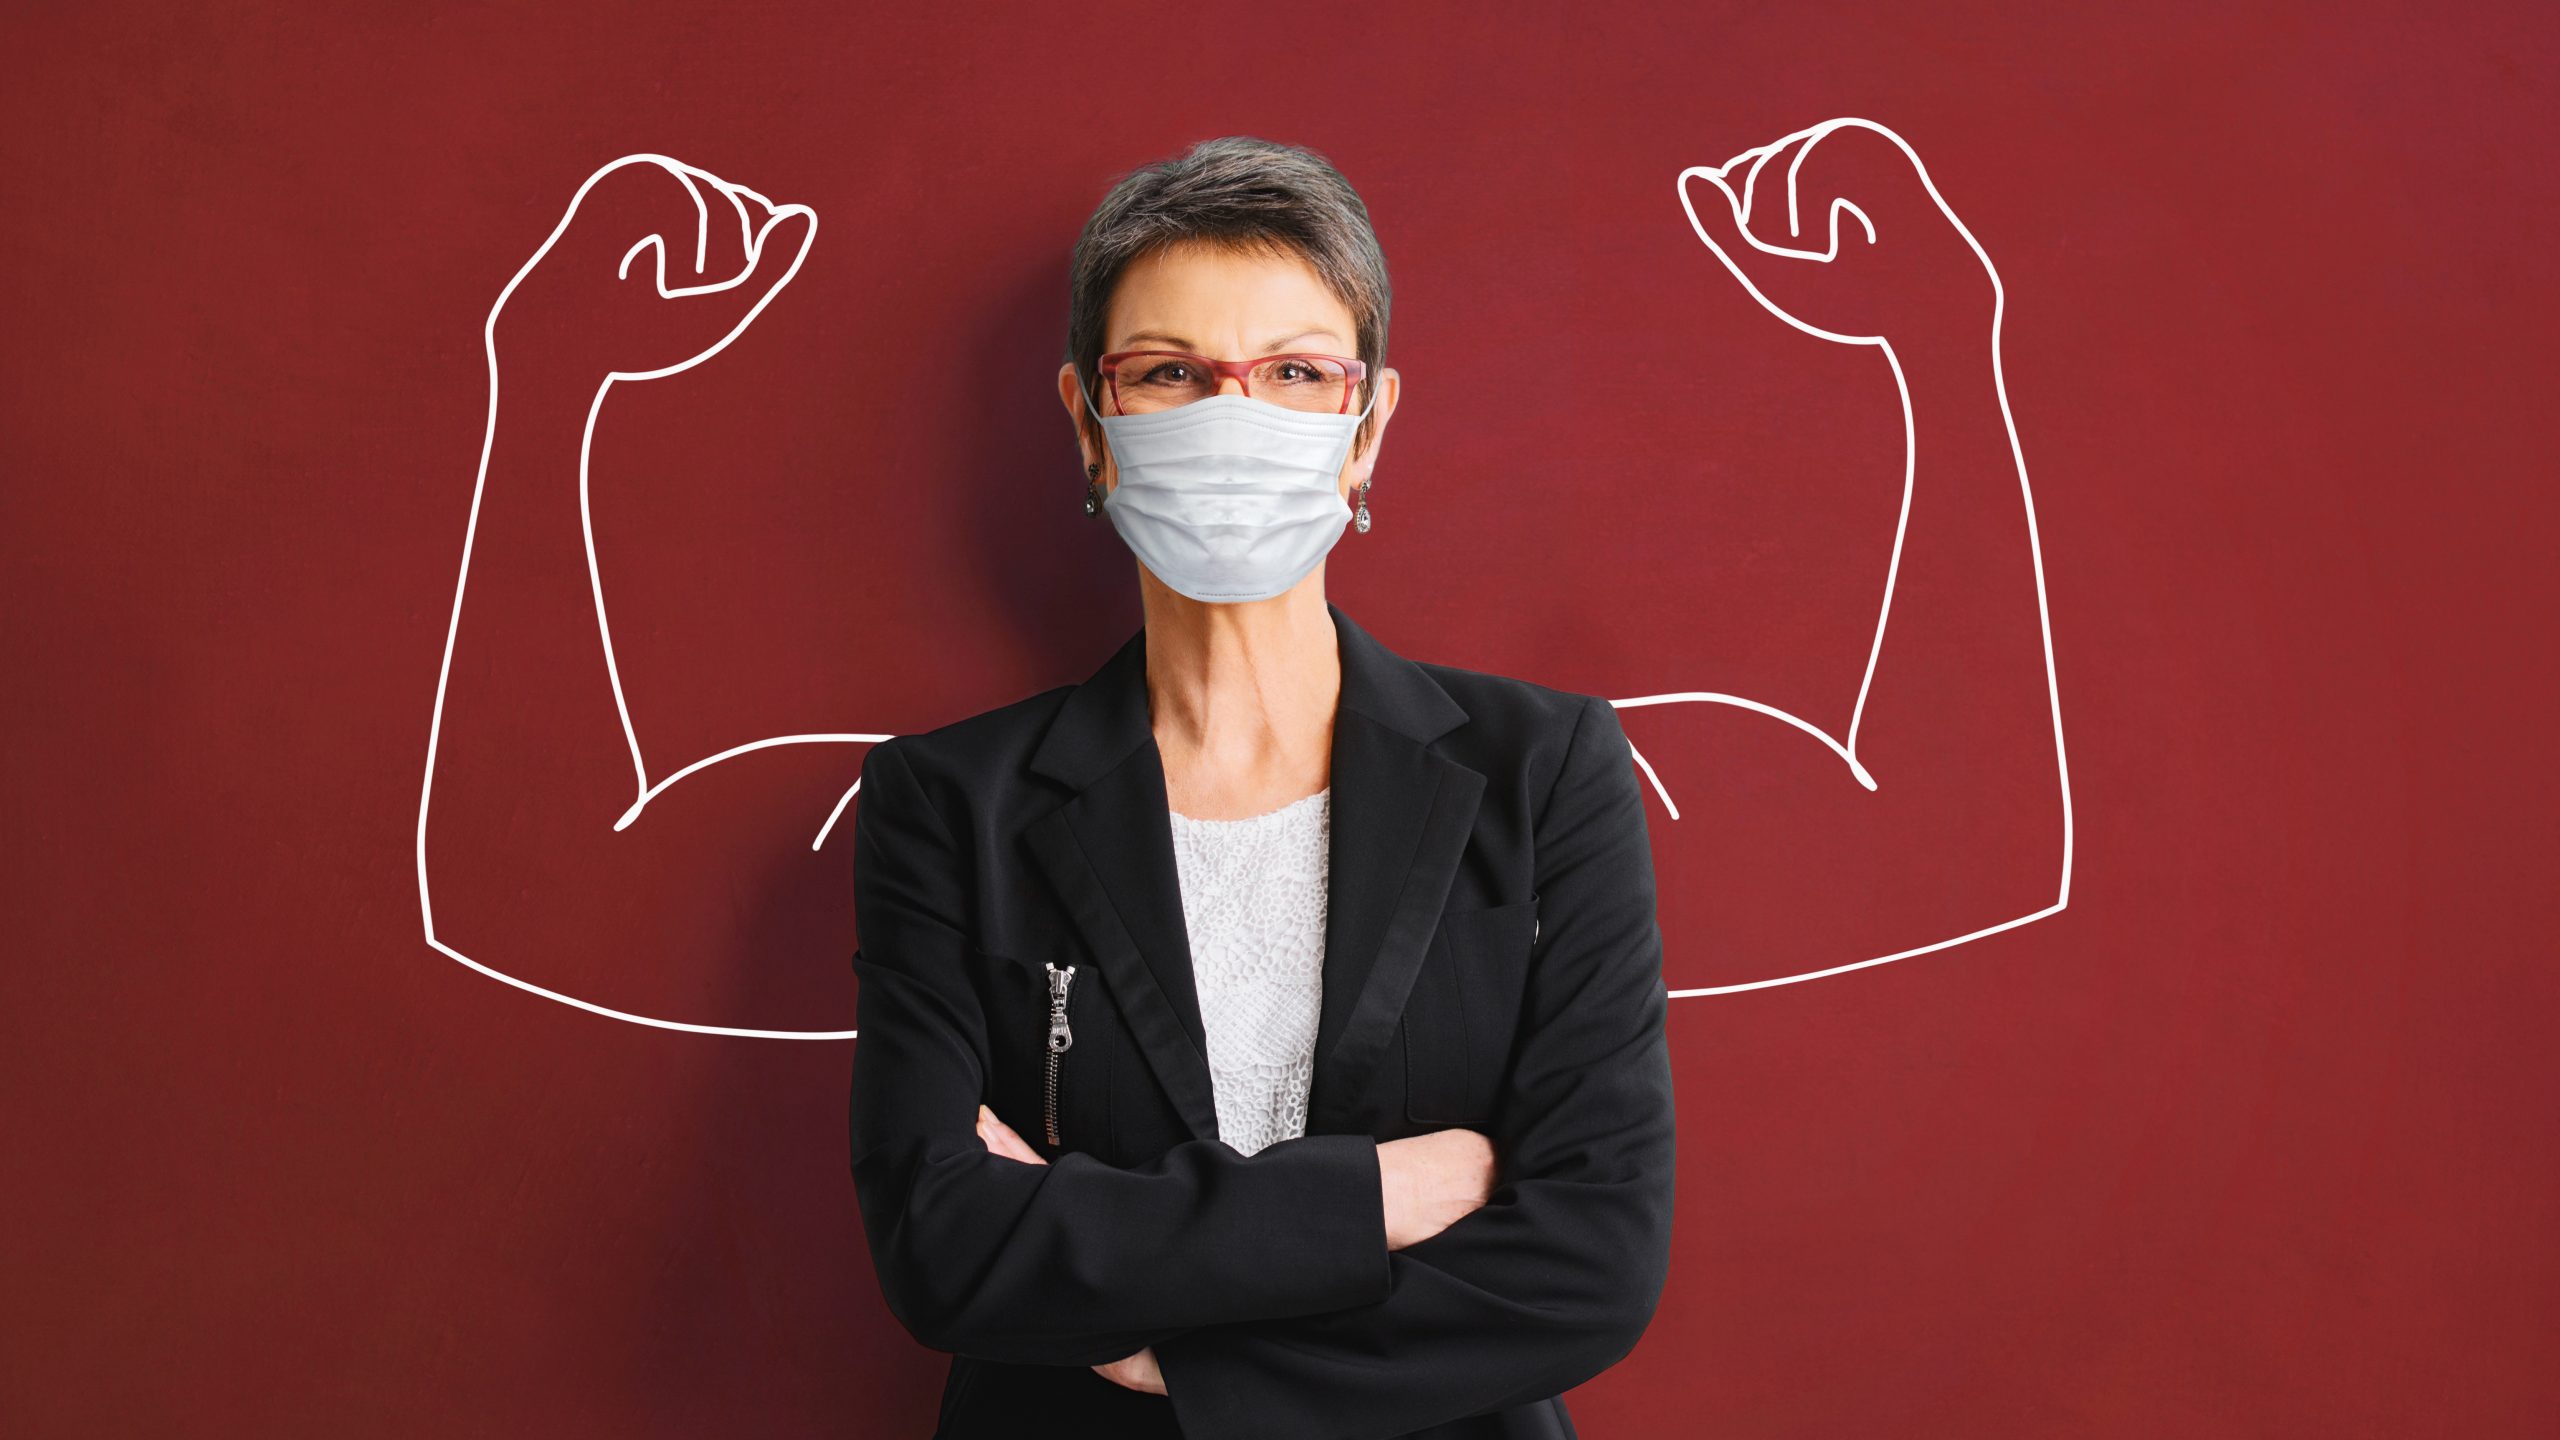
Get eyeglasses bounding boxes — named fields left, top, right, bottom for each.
left=1097, top=349, right=1371, bottom=416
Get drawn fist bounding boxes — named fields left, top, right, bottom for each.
left=491, top=153, right=817, bottom=383
left=1678, top=118, right=1993, bottom=347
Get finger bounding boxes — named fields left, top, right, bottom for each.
left=591, top=158, right=696, bottom=295
left=1772, top=125, right=1883, bottom=260
left=596, top=158, right=738, bottom=297
left=1677, top=162, right=1785, bottom=294
left=1679, top=149, right=1876, bottom=343
left=621, top=200, right=813, bottom=379
left=676, top=201, right=813, bottom=320
left=652, top=166, right=757, bottom=296
left=600, top=159, right=805, bottom=303
left=977, top=1106, right=1048, bottom=1164
left=1736, top=130, right=1815, bottom=239
left=743, top=203, right=817, bottom=296
left=673, top=165, right=755, bottom=288
left=988, top=1116, right=1033, bottom=1156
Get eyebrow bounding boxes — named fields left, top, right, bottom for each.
left=1115, top=326, right=1344, bottom=353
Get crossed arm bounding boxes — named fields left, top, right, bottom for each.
left=847, top=735, right=1394, bottom=1366
left=847, top=696, right=1677, bottom=1436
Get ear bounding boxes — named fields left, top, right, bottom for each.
left=1057, top=362, right=1111, bottom=490
left=1343, top=365, right=1400, bottom=496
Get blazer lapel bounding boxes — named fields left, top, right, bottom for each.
left=1023, top=602, right=1483, bottom=1145
left=1308, top=686, right=1486, bottom=1133
left=1022, top=626, right=1223, bottom=1142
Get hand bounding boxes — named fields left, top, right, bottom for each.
left=988, top=1105, right=1168, bottom=1394
left=491, top=153, right=817, bottom=384
left=1375, top=1127, right=1497, bottom=1250
left=1060, top=1118, right=1159, bottom=1393
left=976, top=1104, right=1048, bottom=1166
left=1677, top=118, right=1994, bottom=348
left=1092, top=1345, right=1166, bottom=1395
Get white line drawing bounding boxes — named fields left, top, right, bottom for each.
left=1660, top=116, right=2072, bottom=995
left=414, top=153, right=859, bottom=1040
left=417, top=119, right=2069, bottom=1037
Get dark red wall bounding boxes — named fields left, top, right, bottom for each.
left=6, top=2, right=2554, bottom=1434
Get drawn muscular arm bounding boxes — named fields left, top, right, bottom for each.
left=1657, top=119, right=2072, bottom=984
left=414, top=156, right=858, bottom=1035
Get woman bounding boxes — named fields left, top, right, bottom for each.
left=848, top=136, right=1677, bottom=1439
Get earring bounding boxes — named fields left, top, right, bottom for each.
left=1083, top=463, right=1103, bottom=518
left=1353, top=478, right=1373, bottom=534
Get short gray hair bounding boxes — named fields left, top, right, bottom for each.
left=1065, top=135, right=1391, bottom=458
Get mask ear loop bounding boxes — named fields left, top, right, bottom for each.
left=1352, top=364, right=1382, bottom=422
left=1077, top=371, right=1120, bottom=506
left=1347, top=364, right=1384, bottom=532
left=1074, top=372, right=1115, bottom=516
left=1346, top=363, right=1382, bottom=452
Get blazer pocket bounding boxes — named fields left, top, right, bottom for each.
left=972, top=944, right=1106, bottom=1155
left=1402, top=896, right=1541, bottom=1126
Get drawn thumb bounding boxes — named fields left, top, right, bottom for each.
left=1677, top=165, right=1776, bottom=298
left=650, top=205, right=815, bottom=374
left=738, top=206, right=817, bottom=306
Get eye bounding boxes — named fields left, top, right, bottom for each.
left=1131, top=360, right=1191, bottom=386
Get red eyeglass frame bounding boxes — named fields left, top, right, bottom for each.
left=1097, top=349, right=1372, bottom=415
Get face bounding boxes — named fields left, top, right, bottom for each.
left=1057, top=240, right=1400, bottom=508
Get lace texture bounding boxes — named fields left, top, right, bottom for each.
left=1166, top=786, right=1330, bottom=1157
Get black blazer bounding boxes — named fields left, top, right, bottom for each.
left=848, top=602, right=1677, bottom=1440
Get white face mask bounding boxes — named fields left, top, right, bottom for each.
left=1079, top=376, right=1379, bottom=604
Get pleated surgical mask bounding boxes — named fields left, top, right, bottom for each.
left=1079, top=376, right=1379, bottom=604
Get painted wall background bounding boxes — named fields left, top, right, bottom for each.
left=4, top=1, right=2553, bottom=1434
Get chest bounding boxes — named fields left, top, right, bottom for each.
left=970, top=886, right=1540, bottom=1167
left=967, top=726, right=1544, bottom=1165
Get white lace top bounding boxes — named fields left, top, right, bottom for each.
left=1166, top=786, right=1331, bottom=1157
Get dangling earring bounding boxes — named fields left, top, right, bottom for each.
left=1083, top=463, right=1103, bottom=518
left=1353, top=478, right=1373, bottom=534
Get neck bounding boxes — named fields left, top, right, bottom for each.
left=1138, top=571, right=1341, bottom=814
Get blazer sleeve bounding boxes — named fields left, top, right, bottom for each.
left=1151, top=694, right=1680, bottom=1440
left=847, top=736, right=1395, bottom=1368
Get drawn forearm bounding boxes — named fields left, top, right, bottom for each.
left=1849, top=336, right=2067, bottom=819
left=424, top=378, right=638, bottom=842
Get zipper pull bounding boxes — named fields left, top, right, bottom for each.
left=1046, top=963, right=1076, bottom=1053
left=1043, top=963, right=1077, bottom=1149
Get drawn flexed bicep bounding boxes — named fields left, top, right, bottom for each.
left=419, top=155, right=872, bottom=1040
left=1623, top=119, right=2071, bottom=994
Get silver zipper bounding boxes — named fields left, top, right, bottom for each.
left=1043, top=962, right=1077, bottom=1148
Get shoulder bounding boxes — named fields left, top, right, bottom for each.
left=1411, top=656, right=1628, bottom=811
left=1416, top=657, right=1602, bottom=743
left=858, top=682, right=1078, bottom=818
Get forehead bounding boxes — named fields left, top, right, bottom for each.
left=1107, top=241, right=1353, bottom=351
